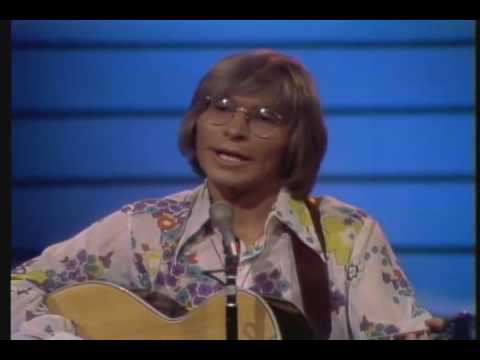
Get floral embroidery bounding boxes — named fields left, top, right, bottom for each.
left=154, top=271, right=165, bottom=287
left=131, top=241, right=224, bottom=310
left=334, top=206, right=368, bottom=225
left=11, top=258, right=38, bottom=275
left=25, top=310, right=36, bottom=321
left=242, top=242, right=264, bottom=260
left=175, top=288, right=192, bottom=307
left=157, top=213, right=180, bottom=231
left=44, top=325, right=54, bottom=336
left=123, top=199, right=157, bottom=213
left=411, top=301, right=428, bottom=318
left=186, top=264, right=203, bottom=278
left=133, top=252, right=152, bottom=290
left=23, top=302, right=49, bottom=323
left=322, top=213, right=363, bottom=266
left=159, top=225, right=186, bottom=261
left=379, top=246, right=393, bottom=267
left=289, top=199, right=313, bottom=229
left=330, top=287, right=346, bottom=315
left=359, top=315, right=400, bottom=338
left=122, top=199, right=192, bottom=222
left=185, top=252, right=198, bottom=265
left=382, top=268, right=413, bottom=296
left=11, top=185, right=430, bottom=341
left=249, top=268, right=290, bottom=297
left=12, top=270, right=49, bottom=285
left=172, top=271, right=223, bottom=310
left=14, top=287, right=34, bottom=297
left=165, top=273, right=178, bottom=288
left=122, top=197, right=192, bottom=232
left=143, top=250, right=163, bottom=282
left=129, top=201, right=193, bottom=285
left=11, top=250, right=114, bottom=293
left=364, top=251, right=371, bottom=261
left=171, top=262, right=186, bottom=277
left=377, top=245, right=414, bottom=301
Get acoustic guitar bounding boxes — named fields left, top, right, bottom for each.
left=46, top=281, right=314, bottom=340
left=46, top=281, right=473, bottom=340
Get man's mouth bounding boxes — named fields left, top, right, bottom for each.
left=212, top=148, right=252, bottom=163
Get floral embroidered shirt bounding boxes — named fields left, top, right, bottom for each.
left=11, top=182, right=431, bottom=340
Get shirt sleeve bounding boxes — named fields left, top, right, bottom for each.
left=346, top=218, right=433, bottom=340
left=11, top=208, right=134, bottom=339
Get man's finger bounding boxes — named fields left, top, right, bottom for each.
left=425, top=317, right=447, bottom=332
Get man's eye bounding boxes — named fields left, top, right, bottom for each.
left=256, top=108, right=277, bottom=122
left=214, top=98, right=232, bottom=111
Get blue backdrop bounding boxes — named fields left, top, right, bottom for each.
left=11, top=20, right=475, bottom=317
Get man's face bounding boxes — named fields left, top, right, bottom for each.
left=195, top=94, right=290, bottom=193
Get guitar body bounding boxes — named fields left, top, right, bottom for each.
left=46, top=281, right=314, bottom=340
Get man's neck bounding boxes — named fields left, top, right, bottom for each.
left=207, top=181, right=282, bottom=245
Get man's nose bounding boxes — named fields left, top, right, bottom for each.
left=224, top=109, right=250, bottom=138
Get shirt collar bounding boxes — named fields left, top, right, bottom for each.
left=174, top=180, right=212, bottom=261
left=174, top=182, right=326, bottom=262
left=271, top=188, right=326, bottom=260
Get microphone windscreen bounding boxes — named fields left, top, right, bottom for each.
left=210, top=201, right=233, bottom=231
left=210, top=201, right=239, bottom=258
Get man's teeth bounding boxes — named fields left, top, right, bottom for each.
left=218, top=152, right=245, bottom=161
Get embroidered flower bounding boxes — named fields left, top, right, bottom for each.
left=289, top=198, right=313, bottom=230
left=411, top=302, right=427, bottom=318
left=359, top=315, right=400, bottom=338
left=322, top=215, right=361, bottom=266
left=172, top=263, right=186, bottom=277
left=188, top=253, right=198, bottom=264
left=44, top=325, right=54, bottom=336
left=381, top=266, right=413, bottom=299
left=175, top=288, right=191, bottom=306
left=154, top=271, right=165, bottom=287
left=185, top=282, right=198, bottom=297
left=198, top=283, right=214, bottom=297
left=166, top=274, right=178, bottom=288
left=157, top=213, right=179, bottom=231
left=143, top=250, right=162, bottom=280
left=270, top=269, right=281, bottom=280
left=76, top=250, right=87, bottom=264
left=192, top=295, right=206, bottom=306
left=12, top=250, right=114, bottom=293
left=330, top=288, right=347, bottom=315
left=250, top=268, right=290, bottom=297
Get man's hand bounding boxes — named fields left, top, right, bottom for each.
left=403, top=317, right=447, bottom=340
left=425, top=317, right=447, bottom=333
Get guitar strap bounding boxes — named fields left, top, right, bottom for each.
left=290, top=197, right=332, bottom=340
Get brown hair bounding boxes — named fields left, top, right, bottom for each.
left=178, top=49, right=328, bottom=199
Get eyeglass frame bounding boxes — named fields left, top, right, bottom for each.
left=201, top=95, right=287, bottom=139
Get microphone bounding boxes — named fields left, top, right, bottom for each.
left=209, top=200, right=239, bottom=340
left=209, top=201, right=238, bottom=258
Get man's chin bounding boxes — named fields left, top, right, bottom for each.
left=209, top=177, right=252, bottom=191
left=206, top=174, right=258, bottom=193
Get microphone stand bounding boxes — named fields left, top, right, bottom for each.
left=223, top=237, right=239, bottom=340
